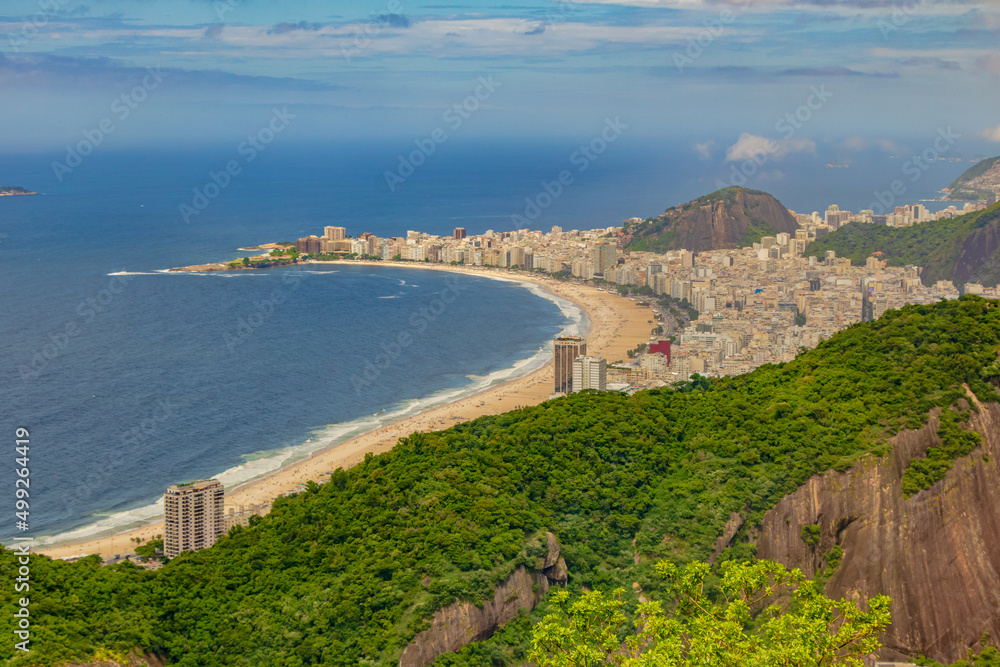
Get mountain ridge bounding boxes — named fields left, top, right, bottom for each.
left=944, top=156, right=1000, bottom=201
left=803, top=203, right=1000, bottom=287
left=623, top=186, right=800, bottom=253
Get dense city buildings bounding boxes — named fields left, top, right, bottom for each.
left=324, top=226, right=347, bottom=241
left=553, top=336, right=587, bottom=394
left=573, top=355, right=608, bottom=392
left=289, top=197, right=996, bottom=392
left=163, top=479, right=226, bottom=559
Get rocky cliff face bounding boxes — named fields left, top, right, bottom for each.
left=398, top=532, right=568, bottom=667
left=757, top=399, right=1000, bottom=663
left=953, top=216, right=1000, bottom=287
left=624, top=187, right=800, bottom=253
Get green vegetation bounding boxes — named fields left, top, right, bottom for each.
left=134, top=539, right=163, bottom=559
left=530, top=559, right=891, bottom=667
left=0, top=185, right=33, bottom=194
left=2, top=297, right=999, bottom=666
left=738, top=213, right=782, bottom=249
left=800, top=524, right=821, bottom=547
left=918, top=646, right=1000, bottom=667
left=947, top=156, right=1000, bottom=200
left=901, top=408, right=983, bottom=497
left=802, top=204, right=1000, bottom=286
left=228, top=255, right=298, bottom=269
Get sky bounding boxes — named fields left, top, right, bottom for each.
left=1, top=0, right=999, bottom=161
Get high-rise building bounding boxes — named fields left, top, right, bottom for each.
left=296, top=235, right=323, bottom=253
left=164, top=479, right=226, bottom=559
left=572, top=356, right=607, bottom=392
left=453, top=227, right=467, bottom=239
left=554, top=336, right=587, bottom=394
left=861, top=277, right=876, bottom=323
left=324, top=226, right=346, bottom=241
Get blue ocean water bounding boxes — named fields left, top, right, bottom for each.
left=0, top=139, right=976, bottom=544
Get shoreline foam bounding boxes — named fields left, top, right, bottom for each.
left=38, top=262, right=654, bottom=560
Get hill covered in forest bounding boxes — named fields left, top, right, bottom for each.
left=944, top=156, right=1000, bottom=200
left=3, top=297, right=1000, bottom=666
left=623, top=186, right=800, bottom=253
left=803, top=203, right=1000, bottom=287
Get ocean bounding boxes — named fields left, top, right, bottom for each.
left=0, top=138, right=976, bottom=544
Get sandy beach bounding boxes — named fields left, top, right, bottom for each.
left=39, top=263, right=656, bottom=560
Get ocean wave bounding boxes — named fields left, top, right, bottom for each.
left=36, top=271, right=587, bottom=550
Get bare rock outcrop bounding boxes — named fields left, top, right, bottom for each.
left=711, top=511, right=745, bottom=563
left=399, top=532, right=570, bottom=667
left=625, top=187, right=800, bottom=253
left=757, top=402, right=1000, bottom=663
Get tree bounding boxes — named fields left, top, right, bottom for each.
left=530, top=559, right=891, bottom=667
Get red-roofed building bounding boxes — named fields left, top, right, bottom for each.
left=649, top=340, right=671, bottom=364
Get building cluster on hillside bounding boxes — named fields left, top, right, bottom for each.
left=292, top=197, right=998, bottom=390
left=796, top=200, right=993, bottom=233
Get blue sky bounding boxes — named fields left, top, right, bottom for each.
left=1, top=0, right=999, bottom=159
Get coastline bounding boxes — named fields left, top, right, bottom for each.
left=39, top=261, right=657, bottom=560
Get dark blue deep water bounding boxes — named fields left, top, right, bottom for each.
left=0, top=139, right=974, bottom=542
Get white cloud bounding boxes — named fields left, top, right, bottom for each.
left=843, top=136, right=866, bottom=150
left=693, top=141, right=714, bottom=160
left=981, top=124, right=1000, bottom=142
left=724, top=133, right=814, bottom=162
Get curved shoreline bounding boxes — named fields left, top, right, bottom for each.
left=38, top=262, right=656, bottom=560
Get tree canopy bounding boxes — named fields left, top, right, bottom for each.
left=2, top=297, right=998, bottom=666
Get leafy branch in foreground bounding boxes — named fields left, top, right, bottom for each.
left=530, top=559, right=892, bottom=667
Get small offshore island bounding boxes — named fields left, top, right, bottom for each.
left=0, top=185, right=37, bottom=196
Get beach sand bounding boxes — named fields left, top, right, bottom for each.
left=39, top=264, right=656, bottom=560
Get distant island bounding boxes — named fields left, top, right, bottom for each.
left=0, top=185, right=36, bottom=196
left=942, top=155, right=1000, bottom=201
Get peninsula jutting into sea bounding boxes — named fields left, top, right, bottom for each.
left=0, top=185, right=36, bottom=196
left=168, top=186, right=1000, bottom=385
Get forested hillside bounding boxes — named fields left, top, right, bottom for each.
left=803, top=204, right=1000, bottom=287
left=3, top=297, right=1000, bottom=667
